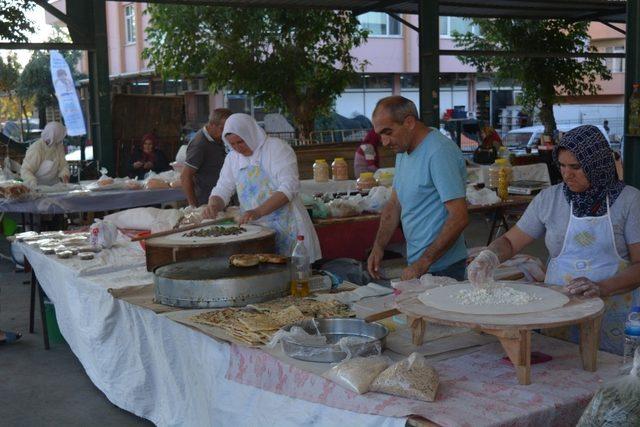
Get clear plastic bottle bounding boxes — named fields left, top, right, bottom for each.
left=623, top=307, right=640, bottom=367
left=629, top=83, right=640, bottom=136
left=488, top=158, right=512, bottom=189
left=290, top=235, right=310, bottom=297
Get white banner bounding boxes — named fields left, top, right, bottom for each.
left=50, top=50, right=86, bottom=137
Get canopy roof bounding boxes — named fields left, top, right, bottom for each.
left=135, top=0, right=627, bottom=23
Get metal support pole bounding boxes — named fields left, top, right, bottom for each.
left=89, top=0, right=115, bottom=173
left=624, top=0, right=640, bottom=188
left=418, top=0, right=439, bottom=127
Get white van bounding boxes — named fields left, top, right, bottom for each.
left=504, top=124, right=611, bottom=149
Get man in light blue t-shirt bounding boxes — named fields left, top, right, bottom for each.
left=367, top=96, right=468, bottom=281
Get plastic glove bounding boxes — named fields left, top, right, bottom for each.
left=467, top=249, right=500, bottom=287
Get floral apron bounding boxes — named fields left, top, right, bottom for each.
left=545, top=198, right=636, bottom=355
left=236, top=163, right=297, bottom=256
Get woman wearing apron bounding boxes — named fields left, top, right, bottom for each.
left=468, top=125, right=640, bottom=355
left=20, top=122, right=70, bottom=187
left=203, top=113, right=321, bottom=261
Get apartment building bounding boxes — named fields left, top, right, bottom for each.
left=45, top=2, right=623, bottom=130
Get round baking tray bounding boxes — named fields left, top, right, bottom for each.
left=281, top=318, right=388, bottom=363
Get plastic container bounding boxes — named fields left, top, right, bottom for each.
left=331, top=157, right=349, bottom=181
left=44, top=298, right=65, bottom=344
left=488, top=158, right=512, bottom=189
left=623, top=306, right=640, bottom=367
left=376, top=171, right=394, bottom=187
left=313, top=159, right=330, bottom=183
left=629, top=83, right=640, bottom=136
left=290, top=235, right=310, bottom=297
left=356, top=172, right=376, bottom=192
left=497, top=168, right=509, bottom=200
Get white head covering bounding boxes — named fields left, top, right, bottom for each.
left=41, top=122, right=67, bottom=146
left=222, top=113, right=267, bottom=152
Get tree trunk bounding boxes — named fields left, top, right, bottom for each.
left=538, top=100, right=557, bottom=137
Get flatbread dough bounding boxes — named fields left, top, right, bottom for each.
left=418, top=282, right=570, bottom=315
left=229, top=254, right=260, bottom=268
left=257, top=253, right=288, bottom=264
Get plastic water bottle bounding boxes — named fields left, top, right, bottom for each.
left=623, top=306, right=640, bottom=367
left=290, top=235, right=310, bottom=297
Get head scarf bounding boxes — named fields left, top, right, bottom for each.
left=140, top=133, right=158, bottom=163
left=41, top=122, right=66, bottom=147
left=552, top=125, right=624, bottom=217
left=222, top=113, right=268, bottom=153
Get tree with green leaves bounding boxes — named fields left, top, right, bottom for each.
left=453, top=19, right=611, bottom=135
left=143, top=6, right=368, bottom=140
left=16, top=29, right=84, bottom=128
left=0, top=0, right=34, bottom=42
left=0, top=52, right=23, bottom=122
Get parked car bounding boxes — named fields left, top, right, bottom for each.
left=504, top=124, right=611, bottom=149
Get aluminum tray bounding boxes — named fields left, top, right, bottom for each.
left=154, top=257, right=289, bottom=308
left=281, top=318, right=388, bottom=363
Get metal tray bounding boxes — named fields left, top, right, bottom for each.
left=281, top=318, right=388, bottom=363
left=154, top=257, right=290, bottom=308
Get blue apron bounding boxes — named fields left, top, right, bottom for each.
left=236, top=163, right=297, bottom=256
left=545, top=198, right=636, bottom=354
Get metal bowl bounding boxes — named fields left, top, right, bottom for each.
left=281, top=318, right=388, bottom=363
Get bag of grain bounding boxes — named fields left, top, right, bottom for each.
left=370, top=352, right=439, bottom=401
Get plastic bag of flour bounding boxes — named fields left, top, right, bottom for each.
left=322, top=355, right=391, bottom=394
left=370, top=352, right=439, bottom=401
left=578, top=348, right=640, bottom=426
left=89, top=219, right=118, bottom=249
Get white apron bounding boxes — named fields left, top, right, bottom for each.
left=545, top=197, right=635, bottom=354
left=35, top=159, right=59, bottom=186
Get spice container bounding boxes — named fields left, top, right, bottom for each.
left=357, top=172, right=377, bottom=192
left=313, top=159, right=330, bottom=183
left=331, top=157, right=349, bottom=181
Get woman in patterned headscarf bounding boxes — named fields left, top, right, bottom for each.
left=129, top=132, right=170, bottom=180
left=467, top=125, right=640, bottom=354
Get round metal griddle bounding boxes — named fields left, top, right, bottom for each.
left=154, top=256, right=290, bottom=308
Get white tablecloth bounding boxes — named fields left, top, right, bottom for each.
left=22, top=242, right=403, bottom=427
left=300, top=179, right=358, bottom=196
left=0, top=188, right=185, bottom=214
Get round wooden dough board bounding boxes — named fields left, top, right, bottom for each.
left=418, top=282, right=570, bottom=315
left=148, top=224, right=266, bottom=247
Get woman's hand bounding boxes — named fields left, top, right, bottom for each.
left=143, top=161, right=153, bottom=170
left=239, top=209, right=262, bottom=225
left=467, top=249, right=500, bottom=287
left=133, top=161, right=143, bottom=169
left=202, top=204, right=219, bottom=220
left=566, top=277, right=602, bottom=297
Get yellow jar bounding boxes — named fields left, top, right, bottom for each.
left=376, top=171, right=394, bottom=187
left=357, top=172, right=377, bottom=192
left=488, top=158, right=512, bottom=189
left=313, top=159, right=329, bottom=183
left=331, top=157, right=349, bottom=181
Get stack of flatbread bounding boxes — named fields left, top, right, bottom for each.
left=190, top=298, right=353, bottom=346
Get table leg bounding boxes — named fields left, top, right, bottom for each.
left=487, top=328, right=531, bottom=385
left=29, top=270, right=36, bottom=334
left=580, top=315, right=602, bottom=372
left=37, top=280, right=50, bottom=350
left=409, top=316, right=427, bottom=346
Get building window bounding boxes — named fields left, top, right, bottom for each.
left=439, top=16, right=477, bottom=37
left=124, top=4, right=136, bottom=44
left=605, top=46, right=625, bottom=73
left=358, top=12, right=401, bottom=37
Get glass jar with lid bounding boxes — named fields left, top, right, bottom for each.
left=376, top=171, right=394, bottom=187
left=331, top=157, right=349, bottom=181
left=313, top=159, right=329, bottom=183
left=357, top=172, right=377, bottom=192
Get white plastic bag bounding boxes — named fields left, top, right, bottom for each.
left=363, top=186, right=390, bottom=213
left=104, top=207, right=183, bottom=232
left=466, top=185, right=500, bottom=205
left=89, top=219, right=118, bottom=249
left=322, top=355, right=391, bottom=394
left=370, top=352, right=439, bottom=401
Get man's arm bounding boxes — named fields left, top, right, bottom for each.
left=404, top=197, right=468, bottom=279
left=181, top=166, right=199, bottom=207
left=367, top=190, right=401, bottom=279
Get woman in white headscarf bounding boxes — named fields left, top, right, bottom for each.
left=20, top=122, right=70, bottom=187
left=203, top=113, right=321, bottom=261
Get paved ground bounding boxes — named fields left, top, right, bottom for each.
left=0, top=214, right=547, bottom=426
